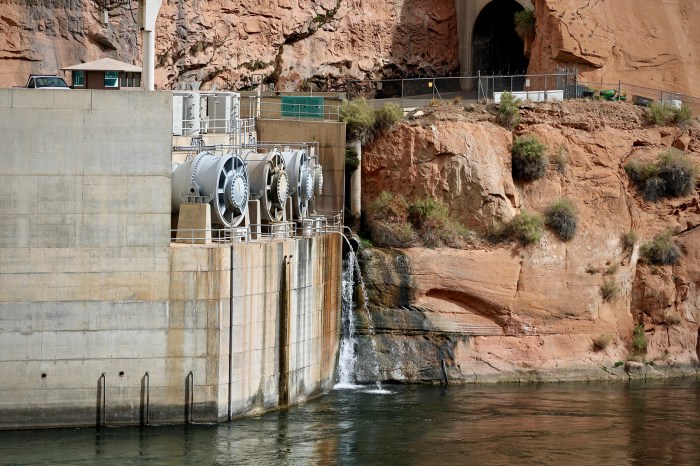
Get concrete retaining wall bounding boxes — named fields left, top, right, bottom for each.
left=0, top=89, right=341, bottom=429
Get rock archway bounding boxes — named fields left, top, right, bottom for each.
left=455, top=0, right=533, bottom=77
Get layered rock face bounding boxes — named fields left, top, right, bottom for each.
left=532, top=0, right=700, bottom=96
left=356, top=101, right=700, bottom=383
left=0, top=0, right=458, bottom=89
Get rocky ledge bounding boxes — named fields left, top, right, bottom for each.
left=355, top=100, right=700, bottom=384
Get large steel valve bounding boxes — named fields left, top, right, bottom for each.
left=282, top=148, right=313, bottom=220
left=172, top=151, right=249, bottom=228
left=245, top=149, right=290, bottom=222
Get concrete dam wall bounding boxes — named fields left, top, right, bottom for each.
left=0, top=89, right=342, bottom=429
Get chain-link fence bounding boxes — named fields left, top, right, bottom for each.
left=347, top=69, right=579, bottom=107
left=348, top=70, right=700, bottom=113
left=578, top=81, right=700, bottom=113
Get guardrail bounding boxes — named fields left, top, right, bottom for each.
left=170, top=212, right=344, bottom=245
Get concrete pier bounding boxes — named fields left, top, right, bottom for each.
left=0, top=89, right=341, bottom=429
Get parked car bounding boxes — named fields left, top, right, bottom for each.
left=25, top=75, right=70, bottom=89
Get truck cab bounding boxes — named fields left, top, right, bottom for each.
left=25, top=75, right=70, bottom=89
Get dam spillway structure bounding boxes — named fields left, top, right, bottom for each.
left=281, top=148, right=313, bottom=220
left=245, top=148, right=290, bottom=223
left=172, top=151, right=250, bottom=228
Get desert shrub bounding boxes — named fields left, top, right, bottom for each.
left=345, top=148, right=359, bottom=171
left=642, top=176, right=666, bottom=202
left=604, top=263, right=619, bottom=276
left=641, top=231, right=681, bottom=265
left=647, top=102, right=674, bottom=125
left=664, top=311, right=682, bottom=325
left=545, top=198, right=577, bottom=241
left=340, top=98, right=375, bottom=142
left=408, top=197, right=472, bottom=248
left=593, top=334, right=613, bottom=350
left=511, top=135, right=548, bottom=181
left=366, top=192, right=414, bottom=247
left=505, top=211, right=545, bottom=245
left=367, top=191, right=409, bottom=224
left=497, top=92, right=521, bottom=130
left=624, top=160, right=658, bottom=184
left=601, top=278, right=621, bottom=301
left=656, top=149, right=698, bottom=197
left=374, top=103, right=403, bottom=134
left=673, top=106, right=693, bottom=129
left=621, top=229, right=638, bottom=252
left=631, top=324, right=647, bottom=355
left=514, top=9, right=535, bottom=38
left=453, top=95, right=463, bottom=105
left=486, top=220, right=508, bottom=243
left=585, top=264, right=600, bottom=274
left=625, top=149, right=697, bottom=201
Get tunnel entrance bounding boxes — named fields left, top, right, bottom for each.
left=472, top=0, right=529, bottom=75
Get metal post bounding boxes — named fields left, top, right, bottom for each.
left=401, top=79, right=404, bottom=108
left=618, top=80, right=622, bottom=100
left=544, top=74, right=548, bottom=101
left=510, top=75, right=513, bottom=93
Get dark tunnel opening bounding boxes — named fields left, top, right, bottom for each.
left=472, top=0, right=529, bottom=75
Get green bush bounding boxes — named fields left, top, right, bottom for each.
left=673, top=106, right=693, bottom=129
left=545, top=198, right=577, bottom=241
left=624, top=159, right=658, bottom=184
left=641, top=231, right=681, bottom=265
left=625, top=149, right=697, bottom=201
left=367, top=191, right=409, bottom=224
left=408, top=197, right=472, bottom=248
left=647, top=103, right=694, bottom=128
left=506, top=211, right=545, bottom=245
left=374, top=103, right=403, bottom=134
left=647, top=102, right=674, bottom=125
left=657, top=149, right=698, bottom=197
left=497, top=92, right=522, bottom=130
left=621, top=229, right=638, bottom=252
left=366, top=193, right=472, bottom=248
left=340, top=98, right=375, bottom=142
left=366, top=192, right=414, bottom=248
left=601, top=278, right=621, bottom=302
left=514, top=9, right=535, bottom=38
left=511, top=135, right=548, bottom=181
left=345, top=148, right=359, bottom=171
left=631, top=323, right=647, bottom=355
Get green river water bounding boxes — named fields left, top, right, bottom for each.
left=1, top=379, right=698, bottom=465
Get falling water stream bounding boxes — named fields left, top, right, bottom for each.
left=335, top=246, right=388, bottom=393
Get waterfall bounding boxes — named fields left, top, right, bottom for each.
left=335, top=251, right=360, bottom=388
left=335, top=245, right=389, bottom=393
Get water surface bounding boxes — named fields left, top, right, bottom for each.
left=1, top=379, right=699, bottom=465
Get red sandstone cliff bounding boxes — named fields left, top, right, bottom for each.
left=0, top=0, right=458, bottom=89
left=358, top=101, right=700, bottom=382
left=2, top=0, right=698, bottom=97
left=531, top=0, right=700, bottom=96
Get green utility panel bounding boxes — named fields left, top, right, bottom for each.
left=281, top=96, right=324, bottom=119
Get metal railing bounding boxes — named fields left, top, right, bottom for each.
left=170, top=211, right=343, bottom=246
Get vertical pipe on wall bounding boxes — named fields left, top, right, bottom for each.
left=142, top=30, right=155, bottom=91
left=348, top=140, right=362, bottom=220
left=278, top=255, right=292, bottom=407
left=228, top=245, right=234, bottom=422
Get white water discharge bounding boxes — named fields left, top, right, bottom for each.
left=335, top=252, right=360, bottom=389
left=335, top=248, right=389, bottom=393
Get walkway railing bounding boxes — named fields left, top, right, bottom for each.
left=171, top=212, right=344, bottom=246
